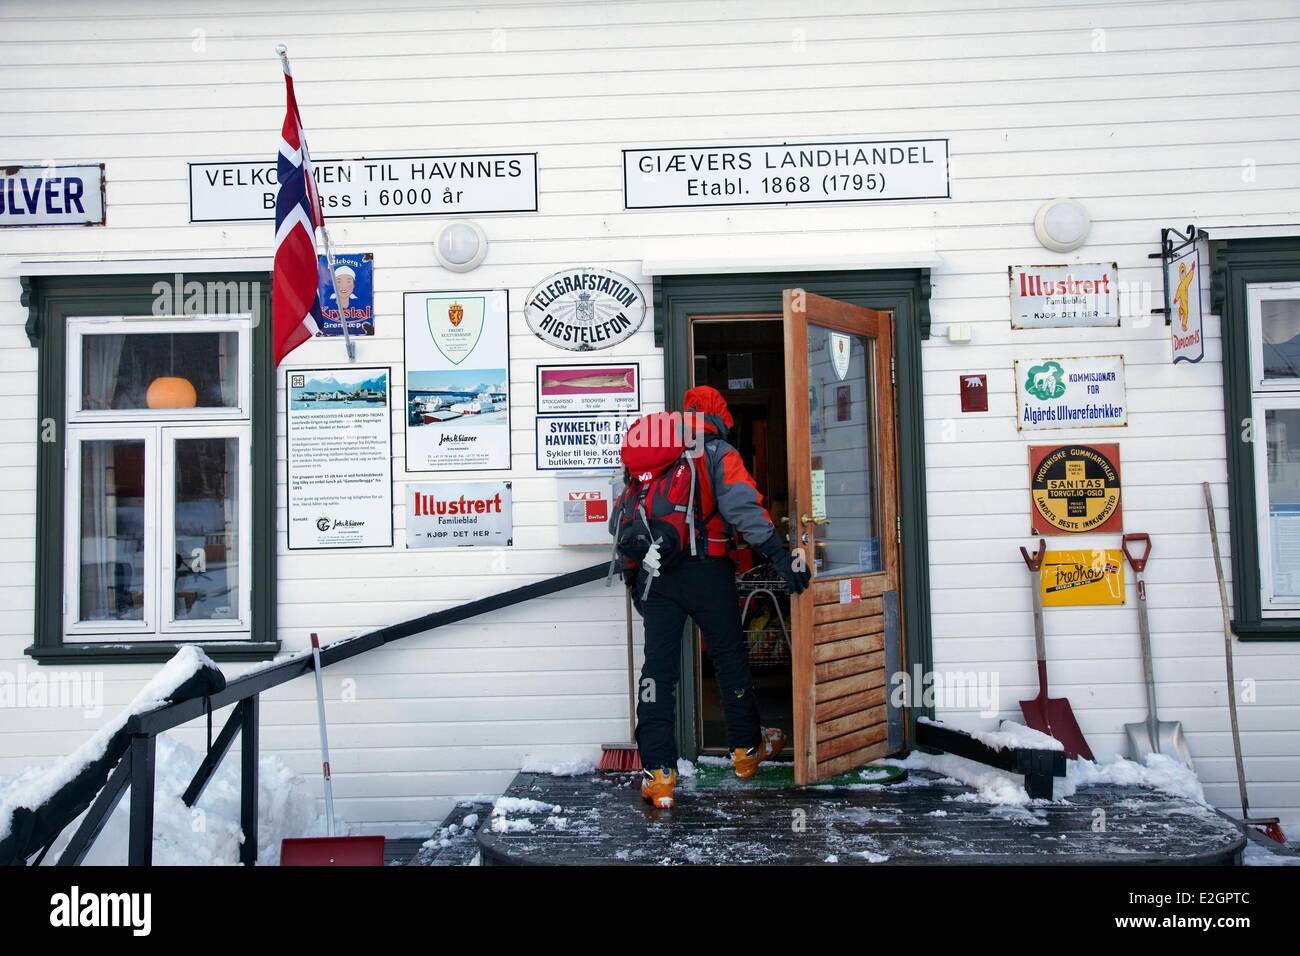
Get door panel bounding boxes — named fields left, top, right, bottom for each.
left=783, top=289, right=903, bottom=784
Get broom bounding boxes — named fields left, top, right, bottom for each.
left=598, top=587, right=641, bottom=772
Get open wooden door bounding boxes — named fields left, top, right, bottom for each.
left=783, top=289, right=904, bottom=784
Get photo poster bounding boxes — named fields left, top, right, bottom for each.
left=316, top=252, right=375, bottom=337
left=537, top=362, right=640, bottom=414
left=403, top=289, right=511, bottom=472
left=286, top=366, right=394, bottom=550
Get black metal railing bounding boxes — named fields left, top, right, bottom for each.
left=47, top=562, right=608, bottom=866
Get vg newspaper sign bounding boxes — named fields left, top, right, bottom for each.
left=190, top=153, right=538, bottom=222
left=623, top=139, right=949, bottom=209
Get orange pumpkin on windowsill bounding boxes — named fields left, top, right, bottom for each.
left=146, top=376, right=197, bottom=409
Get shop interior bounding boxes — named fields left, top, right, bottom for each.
left=689, top=316, right=795, bottom=754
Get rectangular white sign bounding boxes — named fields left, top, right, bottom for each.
left=0, top=164, right=104, bottom=226
left=1015, top=356, right=1128, bottom=431
left=557, top=475, right=617, bottom=546
left=536, top=413, right=636, bottom=471
left=1009, top=263, right=1119, bottom=329
left=537, top=362, right=640, bottom=414
left=623, top=139, right=949, bottom=209
left=407, top=481, right=512, bottom=549
left=189, top=154, right=538, bottom=222
left=404, top=290, right=511, bottom=472
left=286, top=366, right=394, bottom=549
left=1167, top=247, right=1205, bottom=364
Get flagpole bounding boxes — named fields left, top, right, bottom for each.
left=276, top=44, right=355, bottom=363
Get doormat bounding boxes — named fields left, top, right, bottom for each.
left=687, top=757, right=908, bottom=791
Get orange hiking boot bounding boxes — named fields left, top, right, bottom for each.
left=641, top=767, right=678, bottom=808
left=733, top=727, right=786, bottom=779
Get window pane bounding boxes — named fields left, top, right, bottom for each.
left=173, top=437, right=240, bottom=622
left=1260, top=298, right=1300, bottom=380
left=1266, top=408, right=1300, bottom=599
left=82, top=331, right=239, bottom=410
left=78, top=439, right=146, bottom=621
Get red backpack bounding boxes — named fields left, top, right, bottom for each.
left=608, top=411, right=716, bottom=598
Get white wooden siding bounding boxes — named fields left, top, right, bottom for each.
left=0, top=0, right=1297, bottom=836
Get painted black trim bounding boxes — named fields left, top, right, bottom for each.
left=653, top=269, right=934, bottom=755
left=1210, top=235, right=1300, bottom=641
left=24, top=272, right=279, bottom=664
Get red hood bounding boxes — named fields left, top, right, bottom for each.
left=682, top=385, right=733, bottom=436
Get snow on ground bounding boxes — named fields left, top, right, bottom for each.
left=490, top=795, right=562, bottom=832
left=520, top=754, right=597, bottom=776
left=0, top=733, right=324, bottom=865
left=0, top=645, right=221, bottom=844
left=1243, top=842, right=1300, bottom=866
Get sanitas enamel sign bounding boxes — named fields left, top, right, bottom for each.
left=524, top=267, right=646, bottom=351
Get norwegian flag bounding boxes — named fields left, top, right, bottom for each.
left=271, top=57, right=324, bottom=365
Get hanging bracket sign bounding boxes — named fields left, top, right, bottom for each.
left=1148, top=224, right=1207, bottom=364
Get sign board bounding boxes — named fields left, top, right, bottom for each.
left=1015, top=355, right=1127, bottom=430
left=524, top=268, right=646, bottom=351
left=959, top=373, right=988, bottom=413
left=0, top=164, right=104, bottom=227
left=316, top=252, right=374, bottom=337
left=188, top=153, right=538, bottom=222
left=623, top=139, right=950, bottom=209
left=557, top=475, right=617, bottom=546
left=829, top=332, right=851, bottom=381
left=535, top=413, right=636, bottom=471
left=286, top=367, right=394, bottom=549
left=537, top=362, right=640, bottom=414
left=1009, top=263, right=1119, bottom=329
left=1029, top=443, right=1123, bottom=535
left=1167, top=246, right=1205, bottom=364
left=1040, top=550, right=1126, bottom=606
left=403, top=290, right=511, bottom=472
left=406, top=481, right=512, bottom=549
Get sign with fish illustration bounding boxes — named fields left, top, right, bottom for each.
left=536, top=362, right=640, bottom=414
left=403, top=289, right=511, bottom=472
left=523, top=267, right=646, bottom=351
left=1039, top=549, right=1125, bottom=606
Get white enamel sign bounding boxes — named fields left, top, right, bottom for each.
left=189, top=154, right=537, bottom=222
left=623, top=139, right=949, bottom=209
left=524, top=268, right=647, bottom=351
left=406, top=481, right=512, bottom=549
left=536, top=413, right=637, bottom=471
left=1015, top=356, right=1128, bottom=431
left=557, top=475, right=617, bottom=546
left=0, top=164, right=104, bottom=226
left=1009, top=263, right=1119, bottom=329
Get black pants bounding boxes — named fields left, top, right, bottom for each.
left=635, top=557, right=762, bottom=771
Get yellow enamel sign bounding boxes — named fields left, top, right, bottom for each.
left=1040, top=549, right=1126, bottom=606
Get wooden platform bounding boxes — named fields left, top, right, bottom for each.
left=477, top=770, right=1245, bottom=866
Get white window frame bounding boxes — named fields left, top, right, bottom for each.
left=63, top=314, right=254, bottom=643
left=1247, top=281, right=1300, bottom=614
left=66, top=315, right=251, bottom=422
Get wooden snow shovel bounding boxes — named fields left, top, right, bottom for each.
left=1121, top=534, right=1193, bottom=768
left=1019, top=539, right=1095, bottom=761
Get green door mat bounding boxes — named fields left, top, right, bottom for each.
left=687, top=757, right=908, bottom=791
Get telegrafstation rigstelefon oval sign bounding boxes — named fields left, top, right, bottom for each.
left=524, top=267, right=646, bottom=351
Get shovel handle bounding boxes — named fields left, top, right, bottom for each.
left=1122, top=533, right=1151, bottom=572
left=1019, top=538, right=1045, bottom=571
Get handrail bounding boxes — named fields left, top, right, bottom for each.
left=37, top=561, right=611, bottom=866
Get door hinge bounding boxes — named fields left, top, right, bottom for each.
left=890, top=356, right=896, bottom=385
left=896, top=514, right=901, bottom=543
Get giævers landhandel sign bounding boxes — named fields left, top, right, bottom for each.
left=623, top=139, right=950, bottom=209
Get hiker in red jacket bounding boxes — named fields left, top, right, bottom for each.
left=611, top=385, right=810, bottom=809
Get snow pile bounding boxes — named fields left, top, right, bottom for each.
left=1243, top=842, right=1300, bottom=866
left=520, top=754, right=597, bottom=776
left=0, top=645, right=219, bottom=844
left=957, top=718, right=1064, bottom=753
left=885, top=750, right=1034, bottom=804
left=0, top=733, right=323, bottom=865
left=490, top=795, right=560, bottom=834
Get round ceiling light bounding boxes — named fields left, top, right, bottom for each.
left=1033, top=198, right=1091, bottom=253
left=435, top=220, right=488, bottom=272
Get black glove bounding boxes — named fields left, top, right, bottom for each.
left=755, top=533, right=811, bottom=594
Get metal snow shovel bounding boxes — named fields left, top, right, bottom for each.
left=280, top=633, right=385, bottom=866
left=1019, top=539, right=1095, bottom=761
left=1121, top=534, right=1192, bottom=768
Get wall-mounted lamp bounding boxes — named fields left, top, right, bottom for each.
left=435, top=220, right=488, bottom=272
left=1033, top=198, right=1091, bottom=253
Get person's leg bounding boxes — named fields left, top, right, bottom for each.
left=636, top=579, right=688, bottom=771
left=685, top=558, right=762, bottom=753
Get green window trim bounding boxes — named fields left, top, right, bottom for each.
left=23, top=273, right=279, bottom=664
left=1211, top=236, right=1300, bottom=641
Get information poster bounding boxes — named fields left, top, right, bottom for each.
left=286, top=367, right=394, bottom=549
left=406, top=481, right=512, bottom=549
left=1040, top=550, right=1126, bottom=606
left=317, top=252, right=374, bottom=337
left=537, top=362, right=640, bottom=414
left=536, top=413, right=636, bottom=471
left=403, top=289, right=511, bottom=472
left=1015, top=356, right=1128, bottom=431
left=1029, top=443, right=1123, bottom=535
